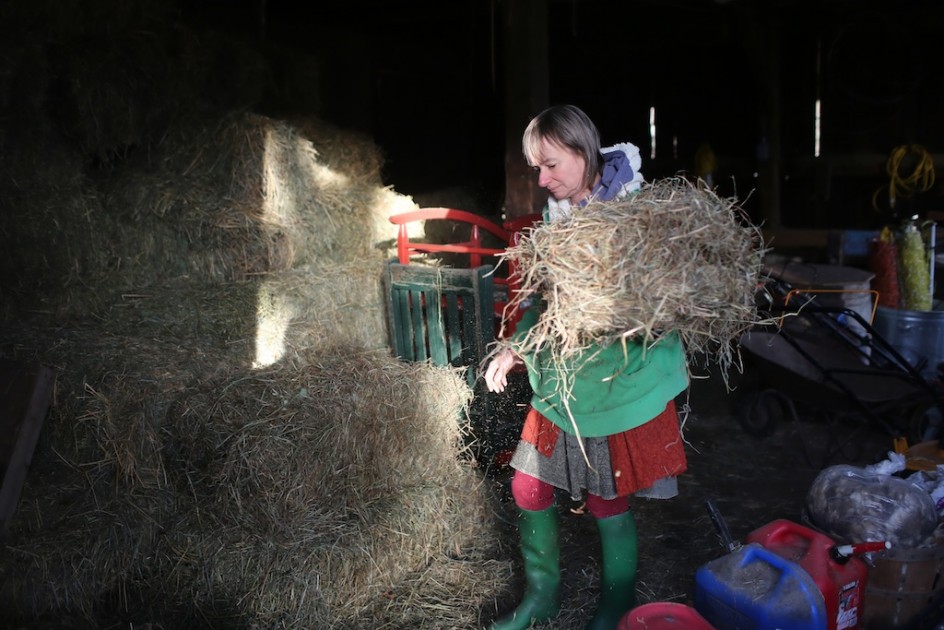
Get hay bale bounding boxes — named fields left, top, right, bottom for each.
left=290, top=117, right=386, bottom=185
left=99, top=257, right=393, bottom=361
left=246, top=260, right=392, bottom=361
left=502, top=177, right=765, bottom=374
left=0, top=328, right=209, bottom=622
left=156, top=353, right=484, bottom=625
left=98, top=112, right=410, bottom=281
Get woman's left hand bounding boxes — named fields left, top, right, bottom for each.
left=484, top=348, right=522, bottom=393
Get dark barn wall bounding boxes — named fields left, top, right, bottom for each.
left=540, top=0, right=944, bottom=229
left=252, top=0, right=942, bottom=231
left=778, top=1, right=944, bottom=229
left=4, top=0, right=942, bottom=229
left=256, top=0, right=506, bottom=207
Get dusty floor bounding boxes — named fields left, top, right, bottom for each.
left=480, top=361, right=902, bottom=628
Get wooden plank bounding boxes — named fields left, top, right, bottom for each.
left=762, top=227, right=830, bottom=249
left=0, top=358, right=55, bottom=537
left=426, top=288, right=448, bottom=366
left=444, top=292, right=463, bottom=365
left=385, top=262, right=495, bottom=379
left=409, top=290, right=427, bottom=361
left=392, top=288, right=414, bottom=360
left=385, top=261, right=499, bottom=458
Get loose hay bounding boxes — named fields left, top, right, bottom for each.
left=500, top=177, right=766, bottom=378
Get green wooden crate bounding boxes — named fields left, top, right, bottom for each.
left=385, top=261, right=499, bottom=459
left=385, top=261, right=495, bottom=384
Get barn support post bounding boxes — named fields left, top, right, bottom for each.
left=501, top=0, right=549, bottom=220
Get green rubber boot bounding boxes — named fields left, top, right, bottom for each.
left=587, top=510, right=638, bottom=630
left=489, top=506, right=561, bottom=630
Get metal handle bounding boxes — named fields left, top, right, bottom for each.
left=705, top=499, right=739, bottom=554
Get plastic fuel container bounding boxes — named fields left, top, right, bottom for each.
left=745, top=519, right=869, bottom=630
left=694, top=542, right=828, bottom=629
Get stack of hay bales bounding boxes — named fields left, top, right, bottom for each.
left=0, top=323, right=501, bottom=627
left=0, top=2, right=508, bottom=627
left=3, top=111, right=415, bottom=332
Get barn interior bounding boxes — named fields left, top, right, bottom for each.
left=2, top=0, right=944, bottom=628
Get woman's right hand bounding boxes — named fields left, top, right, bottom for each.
left=484, top=347, right=523, bottom=393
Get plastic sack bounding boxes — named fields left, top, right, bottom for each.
left=806, top=463, right=939, bottom=548
left=907, top=466, right=944, bottom=516
left=864, top=451, right=906, bottom=476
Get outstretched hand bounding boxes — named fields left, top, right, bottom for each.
left=484, top=347, right=523, bottom=393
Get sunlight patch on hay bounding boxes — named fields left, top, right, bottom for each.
left=260, top=123, right=351, bottom=231
left=252, top=280, right=296, bottom=367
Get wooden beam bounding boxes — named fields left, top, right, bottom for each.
left=501, top=0, right=548, bottom=219
left=762, top=227, right=830, bottom=249
left=0, top=359, right=55, bottom=540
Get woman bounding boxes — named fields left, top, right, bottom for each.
left=485, top=104, right=689, bottom=630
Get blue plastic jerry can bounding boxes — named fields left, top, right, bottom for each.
left=694, top=543, right=828, bottom=630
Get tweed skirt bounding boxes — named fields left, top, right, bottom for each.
left=508, top=401, right=687, bottom=501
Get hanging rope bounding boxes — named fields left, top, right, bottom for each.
left=872, top=144, right=936, bottom=212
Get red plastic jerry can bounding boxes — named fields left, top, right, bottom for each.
left=745, top=519, right=872, bottom=630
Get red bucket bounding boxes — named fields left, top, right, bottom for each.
left=618, top=602, right=715, bottom=629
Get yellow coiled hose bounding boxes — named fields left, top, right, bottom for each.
left=873, top=144, right=936, bottom=212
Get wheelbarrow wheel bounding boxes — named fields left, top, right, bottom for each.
left=739, top=389, right=790, bottom=437
left=904, top=403, right=940, bottom=445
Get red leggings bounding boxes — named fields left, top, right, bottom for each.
left=510, top=470, right=629, bottom=519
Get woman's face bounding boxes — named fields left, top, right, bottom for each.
left=533, top=137, right=590, bottom=203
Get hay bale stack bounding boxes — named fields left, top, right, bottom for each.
left=0, top=4, right=509, bottom=626
left=0, top=327, right=218, bottom=622
left=0, top=0, right=421, bottom=321
left=95, top=112, right=410, bottom=291
left=504, top=177, right=765, bottom=372
left=1, top=111, right=415, bottom=319
left=0, top=318, right=500, bottom=626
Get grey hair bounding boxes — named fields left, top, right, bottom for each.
left=522, top=104, right=603, bottom=191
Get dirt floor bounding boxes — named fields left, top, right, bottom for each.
left=480, top=361, right=902, bottom=628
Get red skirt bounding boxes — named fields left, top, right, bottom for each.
left=520, top=401, right=687, bottom=497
